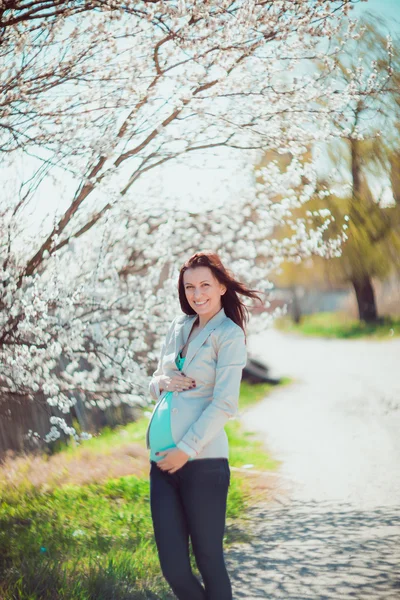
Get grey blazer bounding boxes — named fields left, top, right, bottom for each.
left=146, top=306, right=247, bottom=460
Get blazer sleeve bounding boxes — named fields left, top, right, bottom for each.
left=148, top=316, right=177, bottom=401
left=176, top=327, right=247, bottom=458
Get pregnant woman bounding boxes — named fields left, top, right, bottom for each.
left=146, top=250, right=262, bottom=600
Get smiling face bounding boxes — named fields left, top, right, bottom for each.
left=183, top=266, right=226, bottom=323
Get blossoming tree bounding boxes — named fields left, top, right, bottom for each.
left=1, top=0, right=383, bottom=446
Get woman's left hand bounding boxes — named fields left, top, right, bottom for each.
left=156, top=448, right=190, bottom=473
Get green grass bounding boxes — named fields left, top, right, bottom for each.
left=275, top=311, right=400, bottom=339
left=0, top=380, right=283, bottom=599
left=0, top=478, right=164, bottom=599
left=51, top=417, right=150, bottom=458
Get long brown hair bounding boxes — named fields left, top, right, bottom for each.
left=177, top=251, right=264, bottom=334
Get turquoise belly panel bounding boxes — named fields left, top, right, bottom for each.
left=149, top=352, right=193, bottom=463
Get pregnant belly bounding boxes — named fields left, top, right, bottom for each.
left=149, top=393, right=176, bottom=460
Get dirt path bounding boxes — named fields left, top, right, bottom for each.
left=226, top=328, right=400, bottom=599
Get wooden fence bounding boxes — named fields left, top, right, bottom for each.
left=0, top=392, right=139, bottom=462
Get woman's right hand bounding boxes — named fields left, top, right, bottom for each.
left=159, top=373, right=196, bottom=393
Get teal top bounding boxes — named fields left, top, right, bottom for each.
left=149, top=351, right=194, bottom=463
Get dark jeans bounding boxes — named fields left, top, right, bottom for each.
left=149, top=458, right=232, bottom=600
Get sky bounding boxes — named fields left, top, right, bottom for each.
left=350, top=0, right=400, bottom=25
left=8, top=0, right=400, bottom=239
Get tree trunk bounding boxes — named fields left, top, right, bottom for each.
left=351, top=277, right=379, bottom=322
left=290, top=285, right=302, bottom=324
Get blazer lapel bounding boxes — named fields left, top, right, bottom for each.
left=181, top=306, right=227, bottom=370
left=172, top=316, right=195, bottom=361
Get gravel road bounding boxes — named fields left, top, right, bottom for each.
left=226, top=328, right=400, bottom=600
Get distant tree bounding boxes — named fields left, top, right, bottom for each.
left=256, top=14, right=400, bottom=323
left=313, top=14, right=400, bottom=321
left=253, top=147, right=345, bottom=323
